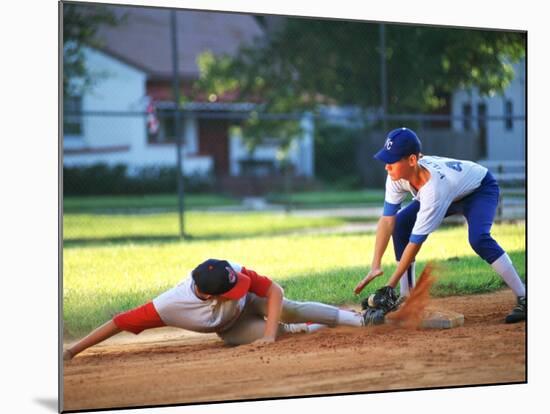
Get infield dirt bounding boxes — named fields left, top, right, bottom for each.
left=63, top=290, right=526, bottom=411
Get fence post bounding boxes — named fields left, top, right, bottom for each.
left=300, top=112, right=315, bottom=177
left=379, top=23, right=388, bottom=132
left=170, top=10, right=186, bottom=238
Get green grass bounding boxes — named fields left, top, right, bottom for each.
left=63, top=221, right=525, bottom=337
left=64, top=190, right=388, bottom=214
left=266, top=189, right=388, bottom=207
left=63, top=212, right=346, bottom=243
left=63, top=194, right=238, bottom=213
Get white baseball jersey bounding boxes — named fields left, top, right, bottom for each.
left=152, top=262, right=247, bottom=333
left=383, top=155, right=488, bottom=242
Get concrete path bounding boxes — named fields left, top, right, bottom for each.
left=205, top=196, right=525, bottom=222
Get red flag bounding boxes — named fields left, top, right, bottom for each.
left=146, top=99, right=160, bottom=136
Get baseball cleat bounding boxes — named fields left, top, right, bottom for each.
left=283, top=323, right=310, bottom=334
left=505, top=296, right=526, bottom=324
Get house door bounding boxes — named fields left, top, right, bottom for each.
left=198, top=119, right=229, bottom=176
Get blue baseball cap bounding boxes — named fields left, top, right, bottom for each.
left=374, top=127, right=422, bottom=164
left=192, top=259, right=251, bottom=300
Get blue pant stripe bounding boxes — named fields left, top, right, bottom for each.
left=407, top=266, right=413, bottom=287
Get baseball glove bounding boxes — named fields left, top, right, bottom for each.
left=361, top=286, right=399, bottom=313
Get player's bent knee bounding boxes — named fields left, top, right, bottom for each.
left=469, top=233, right=488, bottom=252
left=468, top=233, right=504, bottom=263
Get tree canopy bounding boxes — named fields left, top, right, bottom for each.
left=63, top=3, right=124, bottom=98
left=195, top=18, right=525, bottom=114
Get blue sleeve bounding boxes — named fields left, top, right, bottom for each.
left=410, top=234, right=428, bottom=244
left=383, top=201, right=401, bottom=216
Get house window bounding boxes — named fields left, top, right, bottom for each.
left=504, top=100, right=513, bottom=130
left=477, top=103, right=487, bottom=131
left=477, top=102, right=488, bottom=159
left=160, top=111, right=177, bottom=142
left=462, top=103, right=472, bottom=131
left=64, top=95, right=83, bottom=136
left=150, top=110, right=178, bottom=143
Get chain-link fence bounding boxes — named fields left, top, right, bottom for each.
left=62, top=6, right=526, bottom=242
left=63, top=109, right=525, bottom=207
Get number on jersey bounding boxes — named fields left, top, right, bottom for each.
left=445, top=161, right=463, bottom=172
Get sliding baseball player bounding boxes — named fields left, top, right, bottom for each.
left=64, top=258, right=387, bottom=360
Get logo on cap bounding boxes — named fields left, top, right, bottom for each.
left=385, top=138, right=393, bottom=150
left=226, top=266, right=237, bottom=284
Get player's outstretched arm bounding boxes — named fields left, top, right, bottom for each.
left=386, top=241, right=423, bottom=288
left=63, top=319, right=122, bottom=360
left=354, top=215, right=395, bottom=294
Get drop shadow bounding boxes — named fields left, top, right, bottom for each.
left=33, top=397, right=58, bottom=412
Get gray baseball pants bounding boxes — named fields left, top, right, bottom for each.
left=218, top=293, right=339, bottom=345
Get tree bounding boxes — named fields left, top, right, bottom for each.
left=62, top=3, right=124, bottom=98
left=195, top=18, right=525, bottom=115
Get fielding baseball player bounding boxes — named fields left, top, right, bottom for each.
left=64, top=258, right=387, bottom=360
left=354, top=127, right=526, bottom=324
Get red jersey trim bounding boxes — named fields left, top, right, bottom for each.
left=113, top=301, right=166, bottom=334
left=241, top=267, right=273, bottom=297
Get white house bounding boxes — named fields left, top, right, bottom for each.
left=63, top=47, right=213, bottom=175
left=451, top=59, right=526, bottom=161
left=63, top=6, right=314, bottom=179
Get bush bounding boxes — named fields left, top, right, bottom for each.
left=314, top=122, right=362, bottom=188
left=63, top=163, right=216, bottom=195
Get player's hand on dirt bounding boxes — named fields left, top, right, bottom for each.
left=250, top=336, right=276, bottom=347
left=354, top=268, right=384, bottom=294
left=63, top=349, right=73, bottom=361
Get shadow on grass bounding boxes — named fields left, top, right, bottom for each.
left=62, top=231, right=341, bottom=247
left=64, top=234, right=187, bottom=247
left=62, top=206, right=237, bottom=215
left=62, top=222, right=383, bottom=248
left=62, top=218, right=474, bottom=249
